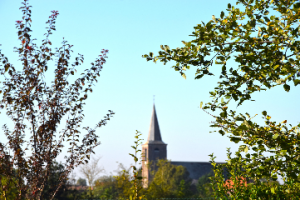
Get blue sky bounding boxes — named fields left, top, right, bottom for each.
left=1, top=0, right=299, bottom=180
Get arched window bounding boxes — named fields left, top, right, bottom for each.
left=154, top=148, right=159, bottom=153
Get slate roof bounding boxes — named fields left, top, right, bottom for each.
left=171, top=161, right=227, bottom=181
left=171, top=161, right=214, bottom=180
left=147, top=104, right=164, bottom=143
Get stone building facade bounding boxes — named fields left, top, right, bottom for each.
left=142, top=104, right=224, bottom=187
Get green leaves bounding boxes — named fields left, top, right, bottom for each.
left=271, top=187, right=276, bottom=194
left=220, top=11, right=225, bottom=19
left=143, top=0, right=300, bottom=106
left=272, top=133, right=279, bottom=140
left=144, top=0, right=300, bottom=198
left=230, top=136, right=241, bottom=143
left=283, top=84, right=290, bottom=92
left=147, top=160, right=192, bottom=198
left=262, top=111, right=267, bottom=116
left=181, top=73, right=186, bottom=80
left=129, top=130, right=143, bottom=199
left=280, top=150, right=287, bottom=156
left=239, top=145, right=249, bottom=153
left=294, top=79, right=300, bottom=86
left=212, top=15, right=216, bottom=22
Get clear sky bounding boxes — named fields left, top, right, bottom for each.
left=0, top=0, right=299, bottom=181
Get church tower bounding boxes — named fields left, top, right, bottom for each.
left=142, top=104, right=167, bottom=187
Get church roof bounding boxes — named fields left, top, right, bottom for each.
left=147, top=104, right=164, bottom=143
left=171, top=161, right=226, bottom=180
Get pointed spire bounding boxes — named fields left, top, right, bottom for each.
left=147, top=104, right=163, bottom=142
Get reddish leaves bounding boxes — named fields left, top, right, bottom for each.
left=1, top=0, right=113, bottom=200
left=26, top=46, right=33, bottom=51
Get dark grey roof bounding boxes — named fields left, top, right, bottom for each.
left=147, top=105, right=163, bottom=142
left=171, top=161, right=226, bottom=180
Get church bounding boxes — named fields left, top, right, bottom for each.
left=142, top=104, right=224, bottom=187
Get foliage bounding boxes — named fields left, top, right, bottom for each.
left=91, top=161, right=196, bottom=199
left=0, top=0, right=114, bottom=199
left=41, top=162, right=68, bottom=200
left=113, top=163, right=134, bottom=199
left=79, top=156, right=104, bottom=187
left=146, top=159, right=193, bottom=198
left=128, top=130, right=144, bottom=200
left=89, top=132, right=197, bottom=199
left=90, top=161, right=205, bottom=199
left=67, top=171, right=77, bottom=186
left=112, top=130, right=144, bottom=200
left=58, top=187, right=87, bottom=200
left=143, top=0, right=300, bottom=198
left=77, top=178, right=87, bottom=186
left=94, top=175, right=118, bottom=199
left=79, top=155, right=104, bottom=199
left=176, top=180, right=191, bottom=198
left=0, top=174, right=18, bottom=200
left=197, top=171, right=214, bottom=198
left=0, top=162, right=69, bottom=200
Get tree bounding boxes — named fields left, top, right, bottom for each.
left=94, top=175, right=118, bottom=199
left=0, top=174, right=18, bottom=200
left=114, top=163, right=134, bottom=199
left=79, top=156, right=104, bottom=187
left=93, top=131, right=144, bottom=200
left=77, top=178, right=87, bottom=186
left=146, top=159, right=192, bottom=198
left=0, top=0, right=114, bottom=199
left=79, top=156, right=104, bottom=199
left=176, top=180, right=192, bottom=198
left=67, top=171, right=77, bottom=186
left=196, top=171, right=214, bottom=198
left=41, top=162, right=72, bottom=200
left=143, top=0, right=300, bottom=198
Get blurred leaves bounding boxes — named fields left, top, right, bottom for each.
left=0, top=0, right=114, bottom=199
left=144, top=0, right=300, bottom=198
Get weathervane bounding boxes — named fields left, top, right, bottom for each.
left=153, top=95, right=155, bottom=104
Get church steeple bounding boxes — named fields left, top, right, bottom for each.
left=142, top=103, right=167, bottom=187
left=147, top=104, right=163, bottom=142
